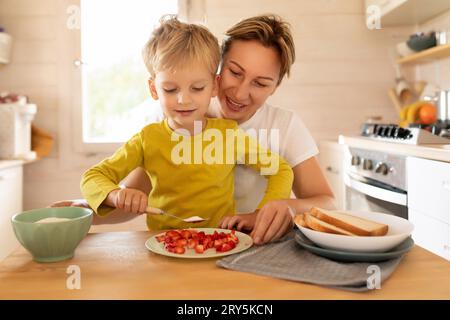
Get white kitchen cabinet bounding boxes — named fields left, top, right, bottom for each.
left=0, top=162, right=23, bottom=261
left=407, top=157, right=450, bottom=261
left=318, top=141, right=346, bottom=210
left=365, top=0, right=450, bottom=26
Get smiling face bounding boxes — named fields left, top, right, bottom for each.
left=149, top=62, right=218, bottom=134
left=218, top=40, right=281, bottom=124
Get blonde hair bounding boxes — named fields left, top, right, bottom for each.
left=142, top=15, right=220, bottom=79
left=222, top=14, right=295, bottom=86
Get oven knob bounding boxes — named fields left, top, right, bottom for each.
left=362, top=159, right=373, bottom=170
left=351, top=155, right=361, bottom=166
left=375, top=162, right=389, bottom=175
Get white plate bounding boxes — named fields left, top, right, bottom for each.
left=296, top=210, right=414, bottom=253
left=145, top=228, right=253, bottom=259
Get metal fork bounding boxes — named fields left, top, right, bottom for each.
left=145, top=206, right=208, bottom=223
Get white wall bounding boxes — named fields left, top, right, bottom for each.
left=0, top=0, right=412, bottom=210
left=204, top=0, right=412, bottom=139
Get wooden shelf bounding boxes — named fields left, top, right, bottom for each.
left=397, top=43, right=450, bottom=65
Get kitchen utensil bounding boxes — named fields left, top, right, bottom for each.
left=294, top=229, right=414, bottom=262
left=407, top=31, right=437, bottom=51
left=11, top=207, right=93, bottom=262
left=437, top=90, right=450, bottom=123
left=395, top=78, right=413, bottom=105
left=294, top=210, right=414, bottom=253
left=388, top=88, right=403, bottom=114
left=145, top=206, right=208, bottom=223
left=145, top=228, right=253, bottom=258
left=393, top=64, right=413, bottom=105
left=436, top=30, right=448, bottom=45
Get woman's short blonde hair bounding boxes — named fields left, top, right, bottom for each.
left=142, top=15, right=220, bottom=79
left=222, top=14, right=295, bottom=86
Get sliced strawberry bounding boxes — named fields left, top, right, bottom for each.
left=197, top=231, right=206, bottom=239
left=195, top=244, right=205, bottom=254
left=174, top=246, right=185, bottom=254
left=229, top=234, right=239, bottom=243
left=213, top=239, right=223, bottom=248
left=175, top=238, right=188, bottom=247
left=155, top=235, right=166, bottom=243
left=166, top=230, right=182, bottom=239
left=227, top=240, right=236, bottom=249
left=219, top=243, right=233, bottom=252
left=187, top=239, right=198, bottom=249
left=203, top=237, right=211, bottom=248
left=180, top=230, right=192, bottom=239
left=164, top=236, right=173, bottom=243
left=165, top=245, right=175, bottom=253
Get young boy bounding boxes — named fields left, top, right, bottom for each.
left=80, top=16, right=293, bottom=230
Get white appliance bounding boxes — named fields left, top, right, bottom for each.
left=0, top=103, right=37, bottom=160
left=344, top=146, right=450, bottom=261
left=344, top=147, right=408, bottom=220
left=407, top=157, right=450, bottom=261
left=360, top=123, right=450, bottom=144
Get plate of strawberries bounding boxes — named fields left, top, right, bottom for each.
left=145, top=228, right=253, bottom=258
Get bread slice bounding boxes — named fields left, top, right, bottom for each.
left=309, top=207, right=388, bottom=236
left=304, top=212, right=356, bottom=236
left=294, top=213, right=308, bottom=228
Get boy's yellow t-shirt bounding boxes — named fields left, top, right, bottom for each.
left=80, top=118, right=293, bottom=230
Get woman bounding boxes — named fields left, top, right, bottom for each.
left=52, top=14, right=335, bottom=245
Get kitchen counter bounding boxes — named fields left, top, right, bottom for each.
left=0, top=160, right=23, bottom=171
left=0, top=158, right=39, bottom=171
left=0, top=231, right=449, bottom=299
left=339, top=135, right=450, bottom=162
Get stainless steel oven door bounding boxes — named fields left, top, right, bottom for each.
left=344, top=173, right=408, bottom=219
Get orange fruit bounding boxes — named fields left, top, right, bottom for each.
left=419, top=103, right=437, bottom=125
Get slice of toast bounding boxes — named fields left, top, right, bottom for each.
left=294, top=213, right=308, bottom=228
left=309, top=207, right=388, bottom=236
left=304, top=212, right=356, bottom=236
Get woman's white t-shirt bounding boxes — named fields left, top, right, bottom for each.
left=146, top=98, right=318, bottom=212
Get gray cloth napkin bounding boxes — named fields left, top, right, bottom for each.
left=217, top=231, right=404, bottom=292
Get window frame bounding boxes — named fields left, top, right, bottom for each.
left=71, top=0, right=197, bottom=153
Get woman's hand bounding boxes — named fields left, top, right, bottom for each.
left=250, top=200, right=295, bottom=245
left=219, top=212, right=257, bottom=232
left=108, top=188, right=148, bottom=214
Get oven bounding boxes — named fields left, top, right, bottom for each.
left=344, top=147, right=408, bottom=220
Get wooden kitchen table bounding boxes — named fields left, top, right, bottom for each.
left=0, top=231, right=449, bottom=299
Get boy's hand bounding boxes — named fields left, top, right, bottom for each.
left=219, top=212, right=257, bottom=232
left=108, top=188, right=148, bottom=214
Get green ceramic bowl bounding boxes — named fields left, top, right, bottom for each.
left=11, top=207, right=93, bottom=263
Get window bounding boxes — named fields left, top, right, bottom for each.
left=80, top=0, right=178, bottom=143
